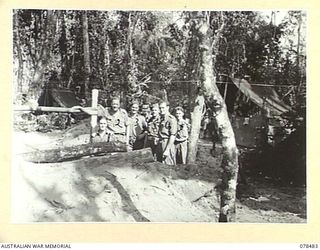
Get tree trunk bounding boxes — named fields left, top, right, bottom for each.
left=28, top=10, right=58, bottom=100
left=59, top=11, right=68, bottom=87
left=197, top=12, right=239, bottom=222
left=13, top=11, right=24, bottom=94
left=22, top=141, right=127, bottom=163
left=184, top=14, right=203, bottom=164
left=79, top=148, right=155, bottom=168
left=123, top=12, right=140, bottom=107
left=187, top=95, right=204, bottom=163
left=296, top=12, right=303, bottom=92
left=82, top=11, right=91, bottom=96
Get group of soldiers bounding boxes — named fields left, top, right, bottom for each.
left=92, top=97, right=189, bottom=165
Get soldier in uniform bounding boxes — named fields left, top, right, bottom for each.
left=127, top=100, right=147, bottom=151
left=145, top=103, right=161, bottom=160
left=174, top=107, right=189, bottom=164
left=157, top=100, right=178, bottom=165
left=91, top=117, right=112, bottom=143
left=140, top=103, right=151, bottom=120
left=97, top=97, right=129, bottom=146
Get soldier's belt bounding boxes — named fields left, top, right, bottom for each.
left=147, top=135, right=158, bottom=139
left=159, top=137, right=169, bottom=140
left=114, top=133, right=126, bottom=136
left=175, top=139, right=187, bottom=144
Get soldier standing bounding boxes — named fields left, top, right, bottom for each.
left=98, top=97, right=129, bottom=146
left=157, top=100, right=178, bottom=165
left=174, top=107, right=189, bottom=164
left=145, top=103, right=161, bottom=160
left=127, top=101, right=147, bottom=151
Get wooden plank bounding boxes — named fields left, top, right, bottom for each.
left=22, top=141, right=126, bottom=163
left=14, top=105, right=98, bottom=115
left=90, top=89, right=99, bottom=143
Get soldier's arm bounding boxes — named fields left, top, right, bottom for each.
left=136, top=116, right=148, bottom=140
left=163, top=118, right=177, bottom=154
left=124, top=113, right=130, bottom=149
left=97, top=104, right=106, bottom=117
left=165, top=134, right=176, bottom=153
left=175, top=123, right=189, bottom=142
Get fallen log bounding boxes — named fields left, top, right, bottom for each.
left=22, top=141, right=126, bottom=163
left=79, top=148, right=155, bottom=168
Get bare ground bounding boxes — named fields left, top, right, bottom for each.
left=12, top=124, right=306, bottom=223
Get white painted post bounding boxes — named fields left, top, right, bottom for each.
left=90, top=89, right=99, bottom=143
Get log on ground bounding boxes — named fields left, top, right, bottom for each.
left=22, top=141, right=127, bottom=163
left=69, top=148, right=155, bottom=168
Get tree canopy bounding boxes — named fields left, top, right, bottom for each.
left=13, top=10, right=306, bottom=111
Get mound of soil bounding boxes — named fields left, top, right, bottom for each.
left=12, top=122, right=306, bottom=223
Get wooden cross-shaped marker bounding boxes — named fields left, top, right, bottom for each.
left=14, top=89, right=100, bottom=143
left=90, top=89, right=99, bottom=143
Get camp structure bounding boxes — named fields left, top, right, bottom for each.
left=221, top=77, right=292, bottom=148
left=38, top=87, right=81, bottom=108
left=229, top=77, right=291, bottom=117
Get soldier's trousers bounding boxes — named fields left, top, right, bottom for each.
left=175, top=140, right=188, bottom=164
left=146, top=137, right=161, bottom=162
left=158, top=138, right=176, bottom=166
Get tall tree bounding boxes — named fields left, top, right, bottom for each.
left=82, top=11, right=91, bottom=96
left=187, top=95, right=205, bottom=163
left=196, top=11, right=239, bottom=222
left=179, top=13, right=204, bottom=164
left=125, top=12, right=140, bottom=106
left=13, top=10, right=23, bottom=93
left=27, top=10, right=58, bottom=99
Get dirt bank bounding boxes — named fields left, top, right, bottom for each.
left=12, top=128, right=306, bottom=223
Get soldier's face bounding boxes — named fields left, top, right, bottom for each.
left=175, top=110, right=184, bottom=120
left=159, top=103, right=168, bottom=116
left=111, top=100, right=120, bottom=112
left=131, top=104, right=139, bottom=114
left=99, top=119, right=107, bottom=131
left=151, top=106, right=159, bottom=117
left=141, top=105, right=150, bottom=115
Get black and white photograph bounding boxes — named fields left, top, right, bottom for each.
left=12, top=9, right=306, bottom=223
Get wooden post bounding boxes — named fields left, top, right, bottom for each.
left=90, top=89, right=99, bottom=143
left=223, top=82, right=228, bottom=100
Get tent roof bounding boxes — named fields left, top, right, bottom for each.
left=38, top=88, right=80, bottom=108
left=51, top=89, right=80, bottom=108
left=230, top=77, right=291, bottom=116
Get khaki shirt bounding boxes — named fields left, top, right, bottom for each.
left=147, top=116, right=160, bottom=138
left=176, top=119, right=189, bottom=142
left=92, top=131, right=110, bottom=143
left=158, top=113, right=177, bottom=139
left=128, top=114, right=147, bottom=139
left=98, top=107, right=128, bottom=134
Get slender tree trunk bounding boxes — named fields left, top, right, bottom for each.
left=197, top=12, right=239, bottom=222
left=185, top=16, right=204, bottom=163
left=59, top=11, right=68, bottom=87
left=124, top=12, right=139, bottom=106
left=28, top=10, right=58, bottom=100
left=82, top=11, right=91, bottom=96
left=187, top=95, right=204, bottom=163
left=13, top=11, right=24, bottom=94
left=296, top=12, right=302, bottom=92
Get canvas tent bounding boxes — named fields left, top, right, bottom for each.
left=230, top=77, right=291, bottom=116
left=38, top=88, right=81, bottom=108
left=224, top=77, right=292, bottom=148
